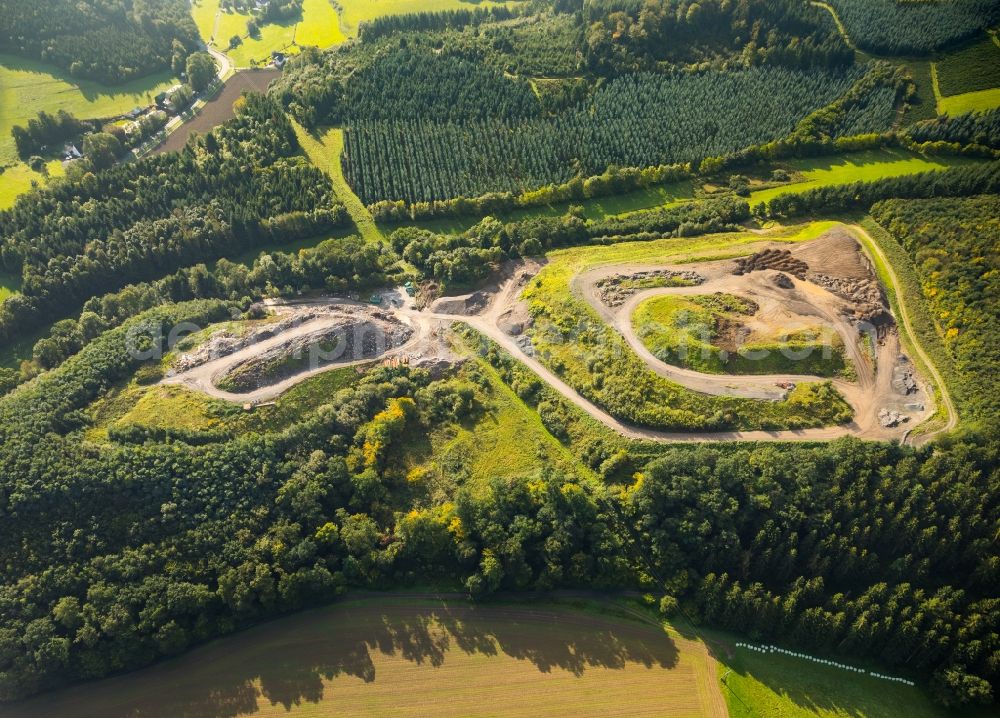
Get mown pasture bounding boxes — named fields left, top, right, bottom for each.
left=193, top=0, right=345, bottom=68
left=0, top=159, right=62, bottom=211
left=748, top=150, right=981, bottom=207
left=718, top=638, right=998, bottom=718
left=0, top=53, right=176, bottom=208
left=294, top=123, right=385, bottom=243
left=0, top=599, right=726, bottom=718
left=935, top=85, right=1000, bottom=116
left=0, top=54, right=178, bottom=164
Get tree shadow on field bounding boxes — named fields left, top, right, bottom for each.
left=700, top=631, right=968, bottom=718
left=1, top=599, right=681, bottom=718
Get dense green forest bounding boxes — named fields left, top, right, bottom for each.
left=823, top=0, right=999, bottom=55
left=907, top=108, right=1000, bottom=151
left=870, top=195, right=1000, bottom=425
left=0, top=94, right=347, bottom=344
left=758, top=161, right=1000, bottom=218
left=21, top=234, right=384, bottom=374
left=0, top=0, right=997, bottom=711
left=631, top=438, right=999, bottom=708
left=0, top=0, right=199, bottom=83
left=581, top=0, right=853, bottom=69
left=0, top=293, right=995, bottom=708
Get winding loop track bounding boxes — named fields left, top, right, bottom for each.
left=167, top=226, right=954, bottom=444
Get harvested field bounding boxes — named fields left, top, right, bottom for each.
left=153, top=70, right=280, bottom=155
left=0, top=599, right=727, bottom=718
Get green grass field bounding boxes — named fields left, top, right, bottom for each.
left=0, top=267, right=23, bottom=303
left=295, top=123, right=385, bottom=243
left=0, top=159, right=63, bottom=211
left=195, top=0, right=345, bottom=67
left=337, top=0, right=520, bottom=37
left=400, top=354, right=591, bottom=495
left=935, top=35, right=1000, bottom=98
left=192, top=0, right=249, bottom=45
left=718, top=641, right=996, bottom=718
left=0, top=51, right=162, bottom=208
left=230, top=20, right=299, bottom=67
left=930, top=44, right=1000, bottom=116
left=0, top=54, right=179, bottom=165
left=295, top=0, right=346, bottom=47
left=87, top=359, right=367, bottom=442
left=936, top=86, right=1000, bottom=115
left=749, top=150, right=980, bottom=207
left=633, top=294, right=847, bottom=377
left=407, top=179, right=697, bottom=235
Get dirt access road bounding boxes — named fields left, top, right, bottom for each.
left=851, top=224, right=958, bottom=439
left=163, top=301, right=433, bottom=403
left=571, top=232, right=912, bottom=439
left=165, top=226, right=947, bottom=444
left=456, top=226, right=937, bottom=443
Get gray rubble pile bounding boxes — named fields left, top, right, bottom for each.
left=430, top=291, right=491, bottom=315
left=878, top=407, right=908, bottom=428
left=772, top=272, right=795, bottom=289
left=892, top=365, right=918, bottom=395
left=810, top=274, right=888, bottom=322
left=596, top=269, right=704, bottom=307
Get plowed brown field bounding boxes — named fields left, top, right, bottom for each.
left=154, top=69, right=280, bottom=155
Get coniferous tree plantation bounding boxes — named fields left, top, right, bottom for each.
left=907, top=108, right=1000, bottom=151
left=823, top=0, right=1000, bottom=55
left=275, top=1, right=907, bottom=206
left=0, top=0, right=998, bottom=715
left=340, top=62, right=896, bottom=204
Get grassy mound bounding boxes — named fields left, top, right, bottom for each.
left=633, top=293, right=848, bottom=377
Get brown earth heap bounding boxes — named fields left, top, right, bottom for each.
left=733, top=249, right=809, bottom=279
